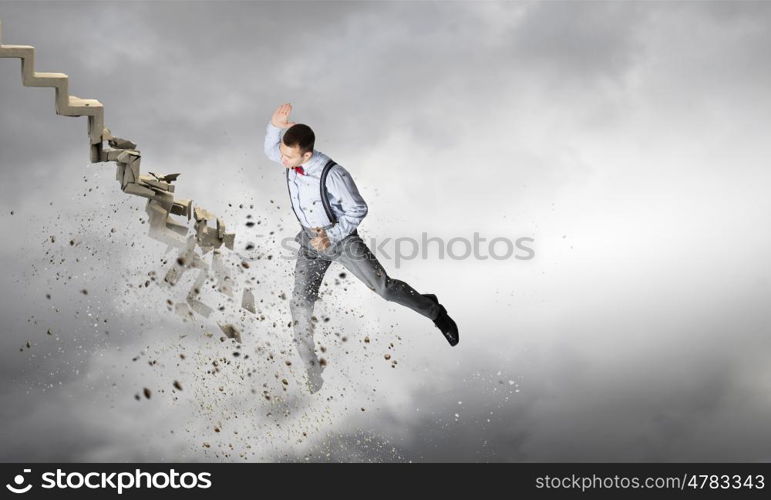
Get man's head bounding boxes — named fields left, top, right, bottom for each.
left=280, top=124, right=315, bottom=168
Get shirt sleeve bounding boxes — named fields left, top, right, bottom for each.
left=324, top=166, right=368, bottom=245
left=263, top=122, right=283, bottom=164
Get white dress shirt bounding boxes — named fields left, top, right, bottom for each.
left=263, top=123, right=368, bottom=245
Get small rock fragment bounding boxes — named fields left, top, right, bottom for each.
left=218, top=323, right=242, bottom=343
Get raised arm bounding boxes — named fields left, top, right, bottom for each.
left=263, top=103, right=296, bottom=164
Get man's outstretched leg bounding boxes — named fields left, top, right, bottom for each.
left=290, top=245, right=332, bottom=392
left=336, top=233, right=459, bottom=345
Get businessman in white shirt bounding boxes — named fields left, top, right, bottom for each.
left=264, top=103, right=458, bottom=393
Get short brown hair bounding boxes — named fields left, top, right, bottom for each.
left=283, top=124, right=315, bottom=154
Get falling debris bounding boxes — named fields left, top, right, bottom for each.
left=218, top=323, right=242, bottom=343
left=173, top=380, right=183, bottom=391
left=193, top=207, right=235, bottom=252
left=241, top=288, right=256, bottom=314
left=143, top=387, right=152, bottom=399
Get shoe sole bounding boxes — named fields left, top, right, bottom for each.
left=445, top=316, right=459, bottom=347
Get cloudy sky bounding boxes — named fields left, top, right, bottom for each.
left=1, top=0, right=770, bottom=462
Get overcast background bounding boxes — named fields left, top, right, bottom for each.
left=1, top=0, right=770, bottom=462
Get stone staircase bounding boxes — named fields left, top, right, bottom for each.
left=0, top=19, right=234, bottom=252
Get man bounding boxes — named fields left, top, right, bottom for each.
left=263, top=103, right=458, bottom=393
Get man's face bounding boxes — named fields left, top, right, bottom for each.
left=279, top=143, right=311, bottom=168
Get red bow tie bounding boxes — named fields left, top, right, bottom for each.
left=293, top=166, right=305, bottom=175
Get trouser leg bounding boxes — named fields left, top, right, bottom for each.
left=336, top=233, right=441, bottom=320
left=290, top=245, right=332, bottom=369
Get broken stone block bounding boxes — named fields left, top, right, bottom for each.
left=197, top=226, right=222, bottom=250
left=108, top=137, right=137, bottom=150
left=185, top=265, right=213, bottom=317
left=116, top=150, right=140, bottom=165
left=170, top=199, right=192, bottom=220
left=164, top=238, right=206, bottom=285
left=138, top=174, right=174, bottom=193
left=242, top=288, right=255, bottom=314
left=223, top=232, right=235, bottom=250
left=165, top=216, right=188, bottom=237
left=146, top=199, right=167, bottom=226
left=122, top=162, right=136, bottom=187
left=123, top=182, right=155, bottom=198
left=105, top=149, right=123, bottom=162
left=88, top=113, right=104, bottom=142
left=187, top=297, right=213, bottom=318
left=194, top=219, right=206, bottom=236
left=128, top=157, right=140, bottom=179
left=118, top=152, right=141, bottom=188
left=218, top=323, right=242, bottom=343
left=150, top=190, right=175, bottom=212
left=193, top=206, right=215, bottom=223
left=164, top=265, right=182, bottom=286
left=174, top=302, right=194, bottom=321
left=211, top=250, right=234, bottom=297
left=146, top=200, right=186, bottom=248
left=115, top=163, right=125, bottom=182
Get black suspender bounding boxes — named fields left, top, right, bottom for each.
left=285, top=159, right=338, bottom=226
left=320, top=160, right=338, bottom=224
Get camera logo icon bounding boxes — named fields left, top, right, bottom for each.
left=5, top=469, right=32, bottom=494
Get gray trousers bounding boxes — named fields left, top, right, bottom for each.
left=290, top=226, right=441, bottom=369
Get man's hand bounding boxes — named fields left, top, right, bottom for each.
left=310, top=227, right=331, bottom=251
left=271, top=103, right=297, bottom=129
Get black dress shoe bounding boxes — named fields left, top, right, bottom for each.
left=434, top=306, right=459, bottom=346
left=422, top=294, right=459, bottom=346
